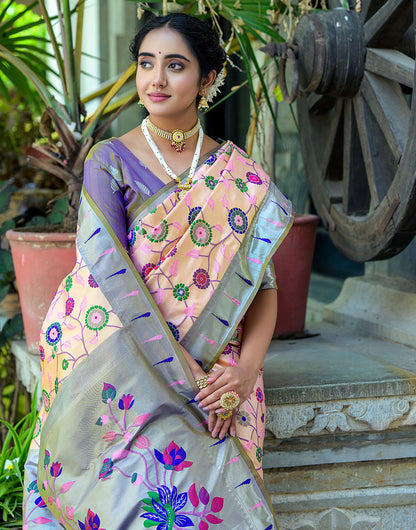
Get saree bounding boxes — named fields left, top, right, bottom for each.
left=23, top=139, right=293, bottom=529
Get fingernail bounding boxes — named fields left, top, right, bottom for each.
left=230, top=429, right=236, bottom=437
left=215, top=409, right=221, bottom=414
left=195, top=395, right=200, bottom=401
left=198, top=402, right=203, bottom=408
left=207, top=378, right=214, bottom=383
left=202, top=406, right=209, bottom=411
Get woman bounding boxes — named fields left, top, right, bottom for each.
left=24, top=13, right=293, bottom=529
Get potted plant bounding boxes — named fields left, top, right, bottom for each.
left=1, top=0, right=137, bottom=352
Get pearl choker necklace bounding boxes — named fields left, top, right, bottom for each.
left=145, top=117, right=200, bottom=152
left=141, top=118, right=204, bottom=200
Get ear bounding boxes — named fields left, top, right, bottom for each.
left=199, top=70, right=217, bottom=95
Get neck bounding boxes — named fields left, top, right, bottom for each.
left=147, top=111, right=198, bottom=133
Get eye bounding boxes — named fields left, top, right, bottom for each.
left=138, top=60, right=152, bottom=69
left=168, top=61, right=184, bottom=71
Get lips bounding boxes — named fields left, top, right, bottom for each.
left=148, top=93, right=170, bottom=102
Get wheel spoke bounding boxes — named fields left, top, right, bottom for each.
left=360, top=71, right=410, bottom=161
left=342, top=99, right=370, bottom=215
left=359, top=0, right=386, bottom=24
left=364, top=0, right=412, bottom=47
left=321, top=99, right=344, bottom=183
left=366, top=48, right=414, bottom=88
left=353, top=93, right=396, bottom=208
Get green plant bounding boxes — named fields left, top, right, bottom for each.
left=0, top=0, right=51, bottom=109
left=0, top=0, right=137, bottom=232
left=0, top=388, right=37, bottom=528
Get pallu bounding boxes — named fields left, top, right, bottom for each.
left=23, top=140, right=293, bottom=529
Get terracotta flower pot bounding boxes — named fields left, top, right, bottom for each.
left=6, top=229, right=76, bottom=353
left=272, top=214, right=319, bottom=337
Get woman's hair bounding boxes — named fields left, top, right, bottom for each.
left=129, top=13, right=226, bottom=79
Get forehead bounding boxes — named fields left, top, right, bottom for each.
left=139, top=27, right=196, bottom=59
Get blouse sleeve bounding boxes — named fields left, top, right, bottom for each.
left=83, top=143, right=128, bottom=250
left=259, top=260, right=277, bottom=290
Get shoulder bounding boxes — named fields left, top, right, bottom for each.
left=85, top=138, right=121, bottom=164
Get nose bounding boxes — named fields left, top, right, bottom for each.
left=152, top=65, right=167, bottom=88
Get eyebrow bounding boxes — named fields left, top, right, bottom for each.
left=138, top=52, right=190, bottom=63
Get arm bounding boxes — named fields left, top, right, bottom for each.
left=195, top=287, right=277, bottom=439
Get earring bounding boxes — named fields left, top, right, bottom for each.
left=137, top=98, right=145, bottom=107
left=198, top=91, right=209, bottom=111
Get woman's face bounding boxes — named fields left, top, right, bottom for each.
left=136, top=27, right=203, bottom=122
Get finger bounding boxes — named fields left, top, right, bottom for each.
left=218, top=417, right=232, bottom=439
left=211, top=415, right=224, bottom=438
left=208, top=410, right=217, bottom=433
left=206, top=367, right=225, bottom=384
left=229, top=413, right=237, bottom=437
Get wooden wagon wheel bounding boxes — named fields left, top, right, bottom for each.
left=264, top=0, right=415, bottom=261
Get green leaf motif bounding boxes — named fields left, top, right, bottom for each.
left=101, top=383, right=116, bottom=403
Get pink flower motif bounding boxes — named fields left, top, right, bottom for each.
left=100, top=414, right=109, bottom=425
left=50, top=462, right=62, bottom=477
left=123, top=432, right=133, bottom=442
left=103, top=431, right=117, bottom=442
left=246, top=171, right=262, bottom=185
left=234, top=214, right=243, bottom=226
left=196, top=227, right=206, bottom=239
left=135, top=435, right=149, bottom=449
left=133, top=474, right=144, bottom=485
left=155, top=440, right=193, bottom=471
left=56, top=497, right=61, bottom=510
left=65, top=297, right=75, bottom=316
left=118, top=393, right=134, bottom=410
left=256, top=387, right=264, bottom=403
left=152, top=225, right=162, bottom=236
left=66, top=506, right=74, bottom=520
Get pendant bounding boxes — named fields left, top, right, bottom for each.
left=171, top=129, right=185, bottom=152
left=177, top=181, right=192, bottom=200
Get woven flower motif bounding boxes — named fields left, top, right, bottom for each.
left=46, top=323, right=62, bottom=346
left=33, top=417, right=41, bottom=439
left=85, top=305, right=109, bottom=331
left=99, top=458, right=114, bottom=480
left=222, top=344, right=233, bottom=356
left=205, top=153, right=218, bottom=166
left=147, top=219, right=168, bottom=243
left=167, top=321, right=180, bottom=341
left=193, top=268, right=210, bottom=289
left=39, top=345, right=45, bottom=362
left=141, top=263, right=155, bottom=279
left=127, top=228, right=136, bottom=247
left=237, top=411, right=251, bottom=427
left=228, top=208, right=248, bottom=234
left=173, top=283, right=190, bottom=301
left=88, top=274, right=99, bottom=288
left=204, top=175, right=218, bottom=190
left=235, top=178, right=248, bottom=193
left=256, top=387, right=264, bottom=403
left=246, top=171, right=262, bottom=185
left=256, top=446, right=263, bottom=462
left=42, top=390, right=51, bottom=412
left=65, top=275, right=73, bottom=292
left=65, top=297, right=75, bottom=316
left=190, top=219, right=212, bottom=247
left=188, top=206, right=202, bottom=225
left=62, top=359, right=69, bottom=370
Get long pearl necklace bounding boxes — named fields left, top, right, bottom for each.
left=141, top=117, right=204, bottom=200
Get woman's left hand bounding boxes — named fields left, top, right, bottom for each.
left=196, top=362, right=259, bottom=437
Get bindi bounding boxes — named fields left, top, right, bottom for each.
left=158, top=51, right=161, bottom=54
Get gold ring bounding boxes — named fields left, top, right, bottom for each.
left=195, top=375, right=209, bottom=390
left=217, top=410, right=232, bottom=420
left=219, top=391, right=240, bottom=411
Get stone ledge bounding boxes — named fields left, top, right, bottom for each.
left=264, top=322, right=416, bottom=404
